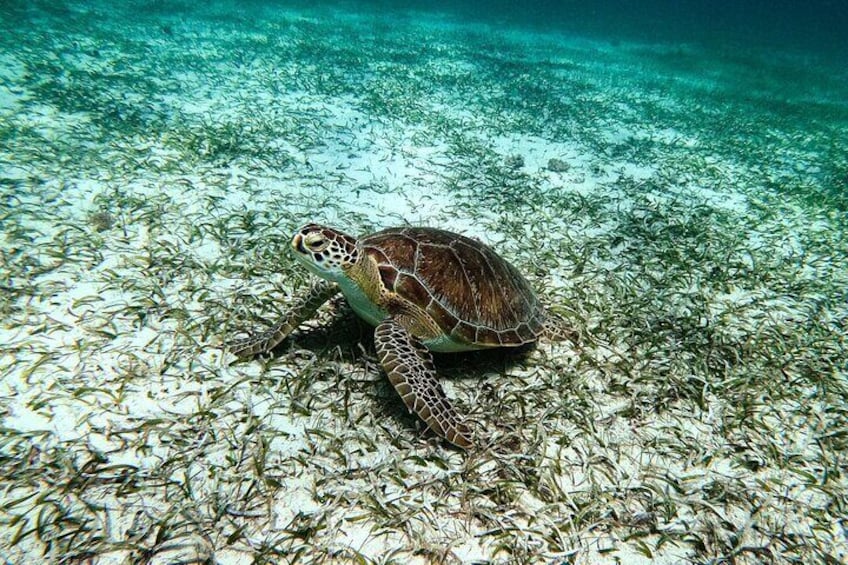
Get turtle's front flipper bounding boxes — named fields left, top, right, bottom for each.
left=374, top=316, right=473, bottom=449
left=226, top=280, right=340, bottom=359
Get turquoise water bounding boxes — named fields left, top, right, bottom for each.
left=1, top=1, right=846, bottom=563
left=392, top=0, right=848, bottom=55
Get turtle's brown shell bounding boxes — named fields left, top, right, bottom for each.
left=360, top=227, right=546, bottom=346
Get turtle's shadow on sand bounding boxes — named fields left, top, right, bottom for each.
left=277, top=305, right=537, bottom=378
left=266, top=304, right=539, bottom=438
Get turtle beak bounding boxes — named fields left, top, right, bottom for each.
left=291, top=233, right=305, bottom=254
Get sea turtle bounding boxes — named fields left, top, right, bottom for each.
left=226, top=223, right=569, bottom=448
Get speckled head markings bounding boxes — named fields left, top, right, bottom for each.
left=227, top=223, right=571, bottom=449
left=291, top=223, right=359, bottom=281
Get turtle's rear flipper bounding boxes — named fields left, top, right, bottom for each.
left=543, top=312, right=580, bottom=345
left=226, top=280, right=340, bottom=359
left=374, top=316, right=473, bottom=449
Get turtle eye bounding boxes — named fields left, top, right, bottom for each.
left=304, top=234, right=329, bottom=252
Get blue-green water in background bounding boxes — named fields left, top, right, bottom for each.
left=2, top=0, right=846, bottom=213
left=350, top=0, right=848, bottom=56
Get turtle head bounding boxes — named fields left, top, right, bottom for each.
left=291, top=224, right=359, bottom=281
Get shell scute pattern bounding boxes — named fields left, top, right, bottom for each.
left=361, top=227, right=546, bottom=346
left=424, top=294, right=458, bottom=330
left=395, top=273, right=432, bottom=310
left=372, top=232, right=417, bottom=272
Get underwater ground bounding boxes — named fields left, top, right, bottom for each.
left=1, top=0, right=847, bottom=563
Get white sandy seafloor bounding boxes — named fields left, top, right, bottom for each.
left=1, top=0, right=847, bottom=563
